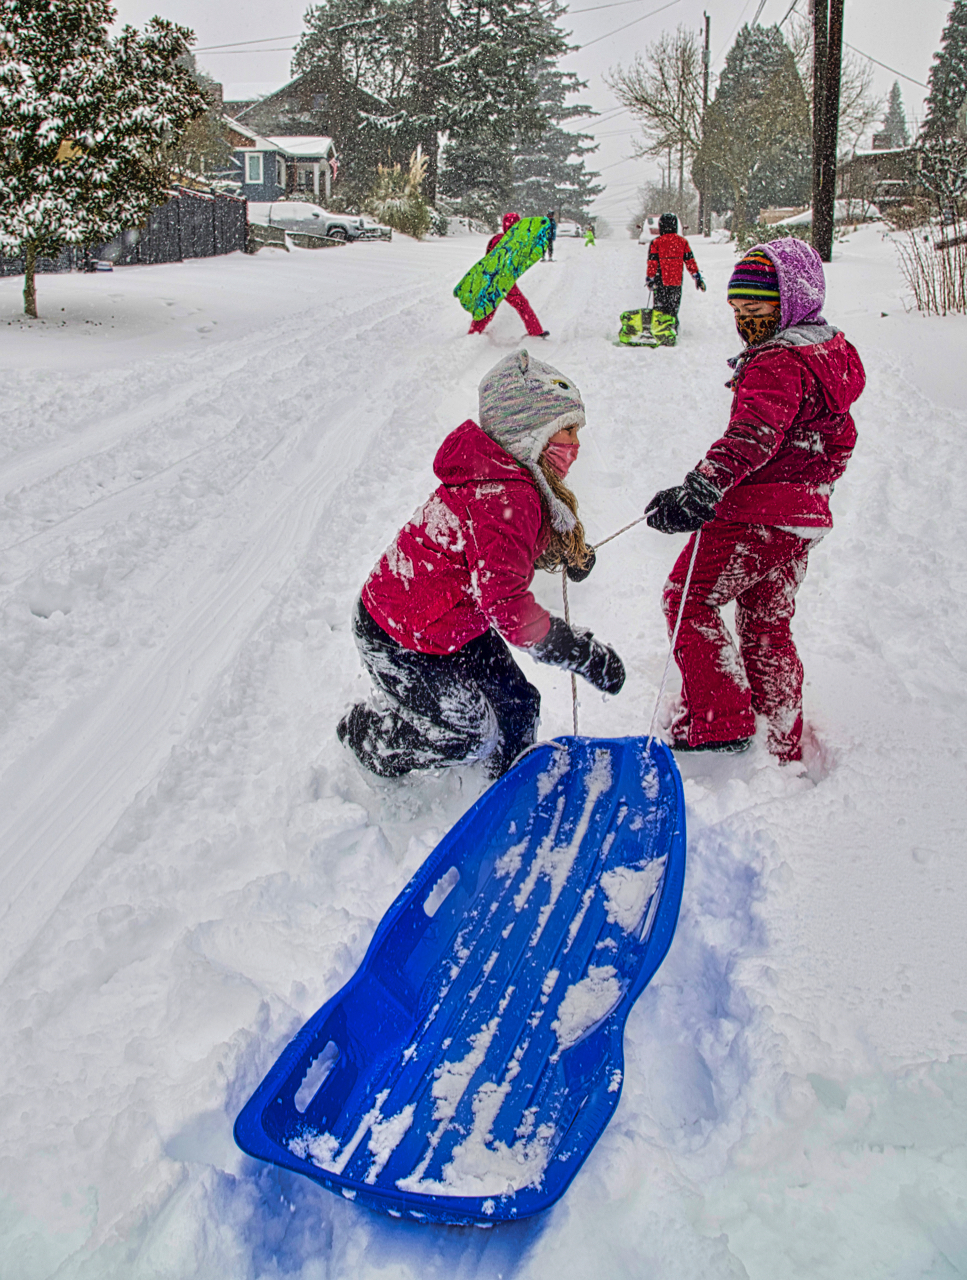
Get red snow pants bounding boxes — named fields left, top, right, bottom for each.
left=469, top=285, right=545, bottom=337
left=661, top=520, right=814, bottom=761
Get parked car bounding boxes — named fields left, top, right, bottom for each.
left=247, top=202, right=391, bottom=242
left=637, top=216, right=661, bottom=244
left=556, top=220, right=583, bottom=237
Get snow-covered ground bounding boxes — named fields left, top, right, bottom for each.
left=1, top=227, right=965, bottom=1279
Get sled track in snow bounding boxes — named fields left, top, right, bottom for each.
left=0, top=274, right=458, bottom=982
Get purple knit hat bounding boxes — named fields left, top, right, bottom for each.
left=755, top=237, right=827, bottom=330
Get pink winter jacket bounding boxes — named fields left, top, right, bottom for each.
left=361, top=421, right=552, bottom=655
left=696, top=331, right=866, bottom=528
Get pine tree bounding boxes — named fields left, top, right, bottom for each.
left=440, top=2, right=600, bottom=227
left=294, top=0, right=564, bottom=205
left=923, top=0, right=967, bottom=141
left=508, top=60, right=602, bottom=221
left=882, top=81, right=910, bottom=148
left=691, top=24, right=811, bottom=236
left=0, top=0, right=208, bottom=317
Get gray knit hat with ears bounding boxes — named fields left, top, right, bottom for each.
left=478, top=349, right=585, bottom=533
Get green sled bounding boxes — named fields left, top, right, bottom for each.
left=618, top=308, right=678, bottom=347
left=454, top=217, right=552, bottom=321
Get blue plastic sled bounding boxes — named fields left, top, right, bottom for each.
left=234, top=736, right=685, bottom=1226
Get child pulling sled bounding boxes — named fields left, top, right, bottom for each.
left=645, top=212, right=705, bottom=346
left=645, top=239, right=866, bottom=762
left=339, top=351, right=626, bottom=779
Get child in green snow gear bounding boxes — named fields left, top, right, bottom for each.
left=645, top=212, right=705, bottom=345
left=584, top=224, right=595, bottom=246
left=338, top=351, right=625, bottom=781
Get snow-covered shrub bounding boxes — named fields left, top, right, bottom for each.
left=0, top=0, right=208, bottom=317
left=896, top=224, right=967, bottom=314
left=364, top=151, right=432, bottom=240
left=733, top=222, right=810, bottom=253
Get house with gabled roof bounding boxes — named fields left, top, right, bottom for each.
left=224, top=118, right=337, bottom=202
left=224, top=67, right=394, bottom=202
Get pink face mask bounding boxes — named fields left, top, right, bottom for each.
left=543, top=439, right=579, bottom=478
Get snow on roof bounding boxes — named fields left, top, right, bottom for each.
left=224, top=118, right=279, bottom=152
left=265, top=136, right=335, bottom=158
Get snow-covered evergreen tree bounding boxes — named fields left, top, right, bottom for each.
left=923, top=0, right=967, bottom=141
left=881, top=81, right=910, bottom=149
left=508, top=59, right=602, bottom=221
left=440, top=0, right=600, bottom=227
left=294, top=0, right=564, bottom=205
left=0, top=0, right=208, bottom=317
left=692, top=24, right=810, bottom=236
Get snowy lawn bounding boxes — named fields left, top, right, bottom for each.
left=1, top=226, right=965, bottom=1279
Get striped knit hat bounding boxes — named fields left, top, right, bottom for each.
left=728, top=249, right=781, bottom=305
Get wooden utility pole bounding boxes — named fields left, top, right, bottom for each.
left=698, top=11, right=711, bottom=236
left=812, top=0, right=844, bottom=261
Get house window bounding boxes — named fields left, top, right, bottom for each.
left=245, top=152, right=263, bottom=185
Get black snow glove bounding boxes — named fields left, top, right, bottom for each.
left=565, top=547, right=596, bottom=583
left=530, top=617, right=626, bottom=695
left=695, top=274, right=707, bottom=291
left=645, top=470, right=723, bottom=535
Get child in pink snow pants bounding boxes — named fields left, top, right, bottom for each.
left=468, top=212, right=548, bottom=338
left=645, top=240, right=866, bottom=762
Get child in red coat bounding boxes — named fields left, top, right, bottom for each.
left=468, top=212, right=549, bottom=339
left=645, top=239, right=866, bottom=762
left=646, top=212, right=706, bottom=334
left=339, top=350, right=625, bottom=779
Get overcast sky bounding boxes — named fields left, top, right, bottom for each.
left=112, top=0, right=952, bottom=226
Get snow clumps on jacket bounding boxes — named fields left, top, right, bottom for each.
left=362, top=350, right=584, bottom=655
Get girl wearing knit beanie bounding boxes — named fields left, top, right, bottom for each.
left=644, top=239, right=866, bottom=763
left=338, top=350, right=626, bottom=780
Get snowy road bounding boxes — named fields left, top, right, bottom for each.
left=1, top=230, right=966, bottom=1278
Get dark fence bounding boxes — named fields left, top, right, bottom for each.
left=1, top=188, right=247, bottom=277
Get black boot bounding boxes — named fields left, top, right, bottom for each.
left=671, top=737, right=752, bottom=755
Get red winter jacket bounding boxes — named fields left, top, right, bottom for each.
left=647, top=233, right=700, bottom=287
left=362, top=421, right=552, bottom=655
left=695, top=331, right=866, bottom=528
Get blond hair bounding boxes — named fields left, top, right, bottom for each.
left=534, top=456, right=593, bottom=573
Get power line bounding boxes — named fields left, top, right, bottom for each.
left=578, top=0, right=680, bottom=50
left=195, top=33, right=301, bottom=52
left=200, top=47, right=295, bottom=56
left=778, top=0, right=800, bottom=25
left=713, top=0, right=755, bottom=62
left=845, top=42, right=927, bottom=89
left=568, top=0, right=662, bottom=12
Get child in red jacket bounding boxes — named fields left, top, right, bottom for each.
left=468, top=212, right=549, bottom=338
left=646, top=212, right=706, bottom=340
left=339, top=350, right=625, bottom=779
left=645, top=239, right=866, bottom=762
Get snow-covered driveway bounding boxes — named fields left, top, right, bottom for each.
left=1, top=229, right=965, bottom=1278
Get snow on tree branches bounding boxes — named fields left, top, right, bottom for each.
left=0, top=0, right=208, bottom=316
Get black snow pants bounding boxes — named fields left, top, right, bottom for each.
left=340, top=598, right=541, bottom=779
left=652, top=282, right=682, bottom=318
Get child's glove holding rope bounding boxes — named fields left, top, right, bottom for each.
left=565, top=548, right=596, bottom=583
left=645, top=470, right=722, bottom=534
left=529, top=617, right=626, bottom=694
